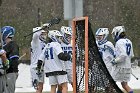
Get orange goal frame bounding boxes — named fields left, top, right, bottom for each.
left=72, top=16, right=89, bottom=93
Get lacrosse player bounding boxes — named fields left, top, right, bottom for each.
left=30, top=26, right=48, bottom=93
left=95, top=28, right=115, bottom=92
left=1, top=26, right=19, bottom=93
left=37, top=30, right=71, bottom=93
left=57, top=26, right=73, bottom=93
left=111, top=26, right=134, bottom=93
left=95, top=28, right=115, bottom=74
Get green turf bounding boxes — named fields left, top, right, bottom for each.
left=16, top=89, right=140, bottom=93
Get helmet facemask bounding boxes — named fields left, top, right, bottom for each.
left=95, top=28, right=109, bottom=45
left=63, top=33, right=72, bottom=44
left=60, top=26, right=72, bottom=44
left=39, top=31, right=47, bottom=42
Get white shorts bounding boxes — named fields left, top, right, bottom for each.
left=30, top=67, right=44, bottom=84
left=66, top=69, right=72, bottom=83
left=111, top=66, right=131, bottom=82
left=49, top=74, right=68, bottom=85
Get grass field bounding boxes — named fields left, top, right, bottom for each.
left=16, top=89, right=140, bottom=93
left=133, top=89, right=140, bottom=93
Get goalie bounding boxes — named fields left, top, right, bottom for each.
left=95, top=28, right=115, bottom=74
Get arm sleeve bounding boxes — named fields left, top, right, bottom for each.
left=58, top=52, right=71, bottom=61
left=104, top=43, right=115, bottom=57
left=130, top=42, right=134, bottom=58
left=32, top=31, right=42, bottom=45
left=38, top=46, right=46, bottom=61
left=54, top=42, right=71, bottom=61
left=114, top=42, right=127, bottom=63
left=3, top=41, right=19, bottom=59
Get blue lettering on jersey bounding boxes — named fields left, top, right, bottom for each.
left=98, top=45, right=115, bottom=58
left=44, top=47, right=54, bottom=60
left=61, top=46, right=72, bottom=55
left=126, top=43, right=131, bottom=56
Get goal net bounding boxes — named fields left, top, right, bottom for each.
left=72, top=17, right=123, bottom=93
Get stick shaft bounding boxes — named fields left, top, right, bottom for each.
left=37, top=8, right=41, bottom=26
left=131, top=73, right=138, bottom=80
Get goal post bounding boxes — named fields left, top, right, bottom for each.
left=72, top=16, right=89, bottom=93
left=72, top=16, right=123, bottom=93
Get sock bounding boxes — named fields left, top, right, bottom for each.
left=129, top=90, right=133, bottom=93
left=57, top=90, right=62, bottom=93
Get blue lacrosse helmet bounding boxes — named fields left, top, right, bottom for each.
left=1, top=26, right=15, bottom=44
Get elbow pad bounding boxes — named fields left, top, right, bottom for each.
left=58, top=52, right=71, bottom=61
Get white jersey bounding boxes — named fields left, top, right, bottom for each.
left=61, top=42, right=72, bottom=70
left=39, top=42, right=66, bottom=73
left=30, top=31, right=46, bottom=68
left=97, top=41, right=115, bottom=71
left=114, top=38, right=134, bottom=68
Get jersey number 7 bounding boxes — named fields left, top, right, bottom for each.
left=126, top=43, right=131, bottom=56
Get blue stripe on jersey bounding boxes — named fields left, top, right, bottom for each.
left=104, top=45, right=115, bottom=57
left=9, top=55, right=19, bottom=59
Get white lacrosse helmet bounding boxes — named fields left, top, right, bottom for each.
left=48, top=30, right=63, bottom=43
left=33, top=27, right=42, bottom=32
left=95, top=28, right=109, bottom=44
left=111, top=26, right=125, bottom=42
left=60, top=26, right=72, bottom=44
left=33, top=27, right=47, bottom=42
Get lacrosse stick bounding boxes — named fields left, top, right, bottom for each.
left=131, top=73, right=139, bottom=80
left=24, top=18, right=61, bottom=38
